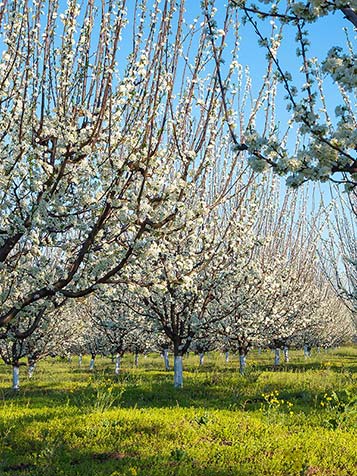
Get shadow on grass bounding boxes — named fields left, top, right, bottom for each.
left=0, top=440, right=256, bottom=476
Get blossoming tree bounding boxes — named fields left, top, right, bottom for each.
left=227, top=0, right=356, bottom=196
left=89, top=292, right=155, bottom=374
left=121, top=171, right=261, bottom=387
left=321, top=192, right=356, bottom=323
left=0, top=0, right=265, bottom=338
left=0, top=303, right=84, bottom=390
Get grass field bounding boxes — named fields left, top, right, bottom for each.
left=0, top=347, right=356, bottom=476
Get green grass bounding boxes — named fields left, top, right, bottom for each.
left=0, top=348, right=356, bottom=476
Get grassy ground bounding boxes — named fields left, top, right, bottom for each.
left=0, top=347, right=356, bottom=476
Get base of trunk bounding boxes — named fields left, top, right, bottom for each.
left=89, top=358, right=95, bottom=370
left=115, top=355, right=121, bottom=375
left=28, top=364, right=36, bottom=379
left=283, top=346, right=289, bottom=363
left=174, top=355, right=183, bottom=388
left=163, top=350, right=170, bottom=371
left=12, top=365, right=20, bottom=391
left=239, top=354, right=246, bottom=375
left=274, top=348, right=280, bottom=366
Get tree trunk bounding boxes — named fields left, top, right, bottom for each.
left=239, top=353, right=246, bottom=375
left=341, top=7, right=357, bottom=29
left=89, top=356, right=95, bottom=370
left=12, top=365, right=20, bottom=391
left=274, top=348, right=280, bottom=366
left=174, top=355, right=183, bottom=388
left=28, top=363, right=36, bottom=378
left=303, top=345, right=310, bottom=358
left=163, top=349, right=170, bottom=371
left=199, top=352, right=204, bottom=366
left=225, top=351, right=229, bottom=363
left=134, top=352, right=139, bottom=367
left=78, top=354, right=83, bottom=367
left=283, top=346, right=289, bottom=363
left=115, top=354, right=121, bottom=375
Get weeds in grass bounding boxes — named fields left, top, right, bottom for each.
left=261, top=390, right=295, bottom=417
left=66, top=377, right=125, bottom=413
left=170, top=448, right=190, bottom=462
left=320, top=389, right=357, bottom=430
left=93, top=381, right=124, bottom=412
left=193, top=413, right=210, bottom=426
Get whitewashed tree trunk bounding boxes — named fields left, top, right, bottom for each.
left=274, top=348, right=280, bottom=366
left=174, top=355, right=183, bottom=388
left=225, top=351, right=229, bottom=363
left=89, top=357, right=95, bottom=370
left=258, top=348, right=262, bottom=355
left=134, top=353, right=139, bottom=367
left=239, top=354, right=246, bottom=375
left=303, top=345, right=310, bottom=358
left=68, top=354, right=72, bottom=363
left=163, top=349, right=170, bottom=371
left=115, top=354, right=121, bottom=375
left=199, top=353, right=204, bottom=366
left=28, top=364, right=36, bottom=378
left=12, top=365, right=20, bottom=390
left=78, top=354, right=83, bottom=367
left=283, top=346, right=289, bottom=363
